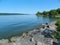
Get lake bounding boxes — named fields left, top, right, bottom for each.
left=0, top=15, right=56, bottom=39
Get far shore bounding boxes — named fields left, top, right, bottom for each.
left=0, top=20, right=57, bottom=45
left=0, top=13, right=29, bottom=15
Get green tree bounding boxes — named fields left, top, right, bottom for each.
left=36, top=11, right=42, bottom=15
left=42, top=11, right=48, bottom=15
left=57, top=8, right=60, bottom=14
left=49, top=10, right=58, bottom=17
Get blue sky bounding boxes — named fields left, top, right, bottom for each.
left=0, top=0, right=60, bottom=14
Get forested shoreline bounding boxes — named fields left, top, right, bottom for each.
left=36, top=8, right=60, bottom=17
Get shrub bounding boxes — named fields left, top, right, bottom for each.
left=55, top=19, right=60, bottom=26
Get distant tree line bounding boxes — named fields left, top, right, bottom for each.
left=36, top=8, right=60, bottom=17
left=0, top=13, right=28, bottom=15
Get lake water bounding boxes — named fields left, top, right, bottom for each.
left=0, top=15, right=55, bottom=39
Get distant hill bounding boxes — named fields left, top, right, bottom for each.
left=0, top=13, right=28, bottom=15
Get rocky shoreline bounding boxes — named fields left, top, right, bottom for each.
left=0, top=21, right=57, bottom=45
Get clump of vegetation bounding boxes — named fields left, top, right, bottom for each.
left=54, top=19, right=60, bottom=39
left=54, top=31, right=60, bottom=39
left=55, top=19, right=60, bottom=26
left=55, top=19, right=60, bottom=32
